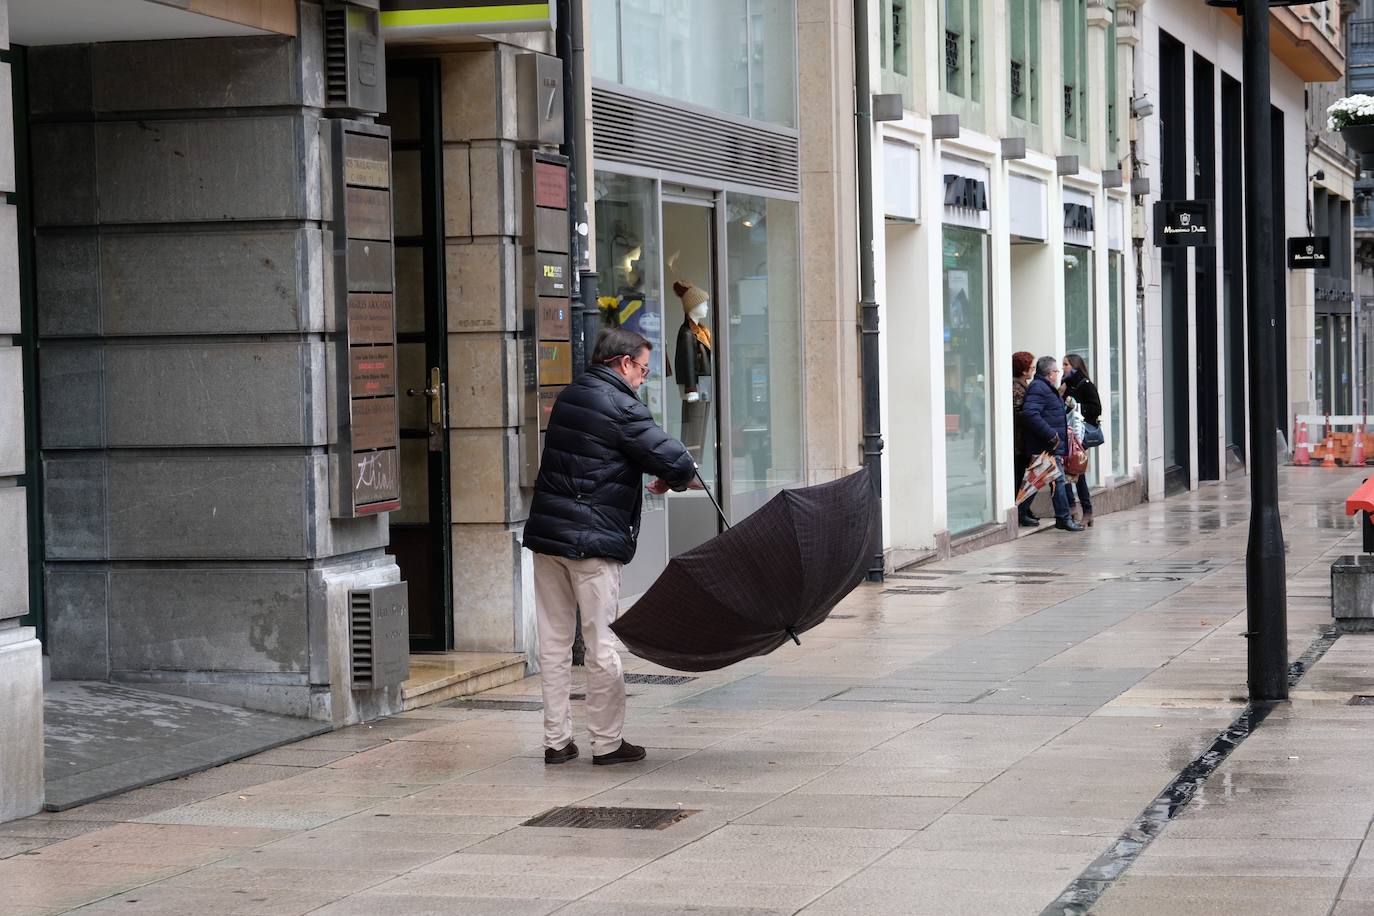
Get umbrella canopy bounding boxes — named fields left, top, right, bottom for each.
left=610, top=468, right=877, bottom=672
left=1015, top=451, right=1057, bottom=505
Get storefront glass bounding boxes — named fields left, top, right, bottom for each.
left=726, top=193, right=803, bottom=516
left=942, top=226, right=993, bottom=532
left=1063, top=244, right=1094, bottom=371
left=1108, top=251, right=1126, bottom=479
left=593, top=173, right=667, bottom=424
left=589, top=0, right=797, bottom=127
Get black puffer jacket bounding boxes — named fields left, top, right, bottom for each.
left=523, top=365, right=697, bottom=563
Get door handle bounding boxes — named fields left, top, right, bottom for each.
left=405, top=367, right=443, bottom=426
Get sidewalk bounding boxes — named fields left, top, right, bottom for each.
left=3, top=467, right=1373, bottom=915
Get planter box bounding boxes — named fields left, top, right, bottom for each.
left=1340, top=123, right=1374, bottom=155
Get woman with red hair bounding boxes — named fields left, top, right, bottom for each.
left=1012, top=351, right=1038, bottom=527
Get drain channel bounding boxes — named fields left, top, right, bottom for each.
left=1040, top=626, right=1341, bottom=916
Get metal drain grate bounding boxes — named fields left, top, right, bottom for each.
left=829, top=614, right=856, bottom=620
left=446, top=698, right=543, bottom=711
left=522, top=806, right=697, bottom=830
left=624, top=674, right=698, bottom=685
left=882, top=585, right=960, bottom=595
left=1349, top=695, right=1374, bottom=706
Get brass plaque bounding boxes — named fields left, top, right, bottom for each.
left=538, top=340, right=573, bottom=386
left=352, top=447, right=400, bottom=512
left=347, top=292, right=395, bottom=343
left=351, top=396, right=398, bottom=451
left=346, top=187, right=393, bottom=241
left=538, top=297, right=570, bottom=339
left=350, top=345, right=396, bottom=397
left=535, top=252, right=569, bottom=297
left=535, top=206, right=569, bottom=253
left=344, top=133, right=390, bottom=189
left=538, top=386, right=564, bottom=431
left=347, top=239, right=394, bottom=292
left=535, top=160, right=568, bottom=210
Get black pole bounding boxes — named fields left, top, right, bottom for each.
left=1240, top=0, right=1288, bottom=702
left=560, top=0, right=600, bottom=368
left=556, top=0, right=588, bottom=666
left=853, top=0, right=885, bottom=582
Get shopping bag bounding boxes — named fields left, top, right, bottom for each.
left=1064, top=431, right=1089, bottom=478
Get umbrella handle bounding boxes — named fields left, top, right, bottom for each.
left=695, top=468, right=730, bottom=530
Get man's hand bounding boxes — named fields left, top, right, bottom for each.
left=687, top=476, right=706, bottom=491
left=646, top=478, right=671, bottom=495
left=1049, top=435, right=1061, bottom=451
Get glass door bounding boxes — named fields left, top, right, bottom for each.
left=661, top=196, right=723, bottom=558
left=941, top=226, right=993, bottom=532
left=385, top=60, right=452, bottom=651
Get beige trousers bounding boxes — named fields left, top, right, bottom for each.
left=533, top=553, right=625, bottom=756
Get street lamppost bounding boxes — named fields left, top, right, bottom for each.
left=1203, top=0, right=1316, bottom=702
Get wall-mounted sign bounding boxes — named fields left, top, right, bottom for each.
left=1064, top=202, right=1095, bottom=232
left=1153, top=200, right=1214, bottom=247
left=520, top=150, right=574, bottom=487
left=1287, top=236, right=1331, bottom=270
left=330, top=118, right=401, bottom=517
left=943, top=174, right=988, bottom=211
left=380, top=1, right=555, bottom=38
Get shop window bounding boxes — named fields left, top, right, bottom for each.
left=1062, top=0, right=1088, bottom=141
left=943, top=0, right=981, bottom=101
left=725, top=194, right=804, bottom=510
left=591, top=0, right=797, bottom=128
left=942, top=226, right=993, bottom=532
left=594, top=173, right=667, bottom=426
left=1008, top=0, right=1039, bottom=123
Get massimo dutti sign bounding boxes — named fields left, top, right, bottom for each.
left=1153, top=200, right=1214, bottom=247
left=1287, top=236, right=1331, bottom=270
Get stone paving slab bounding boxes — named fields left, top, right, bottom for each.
left=5, top=468, right=1374, bottom=915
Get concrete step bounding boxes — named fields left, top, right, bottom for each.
left=401, top=651, right=528, bottom=711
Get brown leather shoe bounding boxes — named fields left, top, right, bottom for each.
left=544, top=741, right=578, bottom=765
left=592, top=740, right=647, bottom=766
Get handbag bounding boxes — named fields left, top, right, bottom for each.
left=1064, top=431, right=1089, bottom=477
left=1082, top=421, right=1104, bottom=449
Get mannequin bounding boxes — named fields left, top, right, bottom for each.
left=673, top=280, right=712, bottom=460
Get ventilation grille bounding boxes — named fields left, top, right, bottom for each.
left=592, top=86, right=800, bottom=195
left=624, top=673, right=698, bottom=686
left=350, top=590, right=373, bottom=687
left=325, top=5, right=349, bottom=107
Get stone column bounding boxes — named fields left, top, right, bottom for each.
left=0, top=0, right=45, bottom=822
left=438, top=42, right=543, bottom=655
left=799, top=0, right=862, bottom=485
left=31, top=5, right=403, bottom=724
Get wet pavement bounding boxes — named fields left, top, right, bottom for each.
left=4, top=467, right=1374, bottom=915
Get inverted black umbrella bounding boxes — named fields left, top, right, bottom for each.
left=610, top=468, right=877, bottom=672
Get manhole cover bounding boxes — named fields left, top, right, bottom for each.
left=624, top=673, right=698, bottom=685
left=829, top=614, right=856, bottom=620
left=1348, top=695, right=1374, bottom=706
left=982, top=579, right=1054, bottom=585
left=1110, top=575, right=1182, bottom=583
left=522, top=806, right=697, bottom=830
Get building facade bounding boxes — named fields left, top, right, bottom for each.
left=0, top=0, right=860, bottom=822
left=1133, top=1, right=1342, bottom=494
left=870, top=0, right=1140, bottom=565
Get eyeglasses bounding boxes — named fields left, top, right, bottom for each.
left=622, top=355, right=650, bottom=375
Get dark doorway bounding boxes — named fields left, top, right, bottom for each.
left=1221, top=73, right=1245, bottom=468
left=384, top=60, right=452, bottom=652
left=1193, top=55, right=1219, bottom=481
left=1160, top=30, right=1190, bottom=494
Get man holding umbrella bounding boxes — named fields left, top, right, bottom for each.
left=1020, top=355, right=1083, bottom=532
left=523, top=328, right=699, bottom=766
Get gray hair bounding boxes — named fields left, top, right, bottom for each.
left=1035, top=355, right=1059, bottom=378
left=592, top=327, right=652, bottom=364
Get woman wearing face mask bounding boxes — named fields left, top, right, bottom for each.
left=1059, top=353, right=1102, bottom=526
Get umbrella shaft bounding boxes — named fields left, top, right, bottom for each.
left=696, top=469, right=730, bottom=530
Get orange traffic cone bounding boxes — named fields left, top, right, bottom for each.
left=1322, top=419, right=1338, bottom=468
left=1294, top=421, right=1311, bottom=466
left=1354, top=421, right=1368, bottom=467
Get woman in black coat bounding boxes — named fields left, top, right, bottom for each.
left=1059, top=353, right=1102, bottom=527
